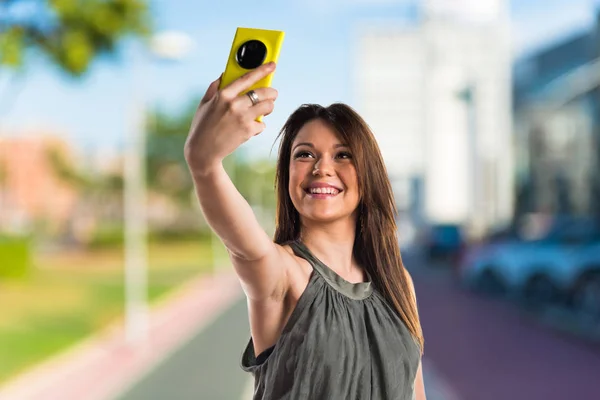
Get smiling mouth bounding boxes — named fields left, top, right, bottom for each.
left=305, top=187, right=342, bottom=197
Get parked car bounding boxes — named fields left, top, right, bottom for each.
left=564, top=221, right=600, bottom=322
left=423, top=224, right=464, bottom=265
left=459, top=217, right=600, bottom=319
left=457, top=226, right=517, bottom=293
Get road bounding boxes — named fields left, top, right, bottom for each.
left=414, top=265, right=600, bottom=400
left=118, top=299, right=251, bottom=400
left=117, top=260, right=600, bottom=400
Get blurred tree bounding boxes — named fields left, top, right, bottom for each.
left=146, top=96, right=277, bottom=227
left=0, top=0, right=151, bottom=77
left=0, top=157, right=5, bottom=185
left=46, top=145, right=124, bottom=200
left=233, top=156, right=277, bottom=217
left=46, top=144, right=91, bottom=187
left=145, top=97, right=200, bottom=204
left=45, top=143, right=125, bottom=244
left=41, top=96, right=279, bottom=243
left=0, top=1, right=151, bottom=239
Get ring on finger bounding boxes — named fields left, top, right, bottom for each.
left=246, top=90, right=259, bottom=106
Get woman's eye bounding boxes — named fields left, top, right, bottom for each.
left=294, top=151, right=313, bottom=159
left=337, top=152, right=352, bottom=159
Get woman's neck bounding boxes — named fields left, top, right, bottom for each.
left=299, top=218, right=361, bottom=278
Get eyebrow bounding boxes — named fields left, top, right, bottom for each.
left=292, top=142, right=349, bottom=151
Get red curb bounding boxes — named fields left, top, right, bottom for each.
left=0, top=270, right=243, bottom=400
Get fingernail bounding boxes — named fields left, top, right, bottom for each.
left=267, top=62, right=276, bottom=69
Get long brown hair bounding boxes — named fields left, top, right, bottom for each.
left=273, top=103, right=424, bottom=352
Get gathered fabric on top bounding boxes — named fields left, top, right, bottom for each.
left=241, top=240, right=421, bottom=400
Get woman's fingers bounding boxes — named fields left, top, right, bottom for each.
left=250, top=99, right=275, bottom=119
left=251, top=87, right=278, bottom=103
left=233, top=87, right=278, bottom=108
left=249, top=120, right=267, bottom=136
left=221, top=62, right=276, bottom=97
left=201, top=74, right=222, bottom=105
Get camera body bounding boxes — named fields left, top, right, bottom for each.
left=219, top=27, right=285, bottom=95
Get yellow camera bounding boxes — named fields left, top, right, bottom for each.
left=219, top=27, right=285, bottom=95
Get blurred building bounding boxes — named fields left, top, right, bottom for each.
left=0, top=134, right=79, bottom=234
left=513, top=10, right=600, bottom=220
left=354, top=0, right=513, bottom=236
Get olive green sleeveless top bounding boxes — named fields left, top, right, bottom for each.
left=241, top=240, right=421, bottom=400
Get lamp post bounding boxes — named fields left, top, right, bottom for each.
left=456, top=84, right=479, bottom=232
left=124, top=30, right=193, bottom=346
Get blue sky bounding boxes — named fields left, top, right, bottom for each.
left=2, top=0, right=600, bottom=161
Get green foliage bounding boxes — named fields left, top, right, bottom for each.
left=231, top=156, right=277, bottom=210
left=0, top=0, right=152, bottom=76
left=0, top=235, right=31, bottom=280
left=148, top=227, right=212, bottom=243
left=0, top=159, right=6, bottom=184
left=44, top=143, right=123, bottom=192
left=0, top=26, right=25, bottom=66
left=0, top=239, right=214, bottom=384
left=145, top=99, right=201, bottom=204
left=86, top=223, right=124, bottom=248
left=145, top=97, right=278, bottom=214
left=45, top=145, right=90, bottom=188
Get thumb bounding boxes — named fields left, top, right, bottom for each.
left=201, top=74, right=222, bottom=104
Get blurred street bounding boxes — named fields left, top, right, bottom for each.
left=412, top=262, right=600, bottom=400
left=117, top=298, right=250, bottom=400
left=103, top=254, right=599, bottom=400
left=3, top=252, right=599, bottom=400
left=116, top=293, right=459, bottom=400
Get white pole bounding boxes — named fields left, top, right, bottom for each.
left=124, top=44, right=148, bottom=346
left=122, top=32, right=197, bottom=342
left=122, top=31, right=194, bottom=344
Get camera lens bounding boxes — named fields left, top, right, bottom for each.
left=236, top=40, right=267, bottom=69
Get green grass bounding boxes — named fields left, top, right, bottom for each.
left=0, top=238, right=229, bottom=384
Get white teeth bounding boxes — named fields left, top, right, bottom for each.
left=309, top=187, right=339, bottom=195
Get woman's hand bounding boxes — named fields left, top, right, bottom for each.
left=184, top=62, right=278, bottom=177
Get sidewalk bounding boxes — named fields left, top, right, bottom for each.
left=0, top=270, right=243, bottom=400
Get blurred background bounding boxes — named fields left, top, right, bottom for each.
left=1, top=0, right=600, bottom=399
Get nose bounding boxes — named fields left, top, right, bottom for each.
left=312, top=157, right=334, bottom=177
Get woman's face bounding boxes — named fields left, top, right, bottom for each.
left=288, top=119, right=360, bottom=225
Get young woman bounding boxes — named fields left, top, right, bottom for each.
left=184, top=62, right=426, bottom=400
